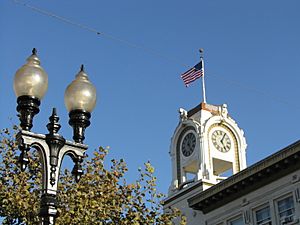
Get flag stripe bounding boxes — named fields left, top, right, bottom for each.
left=181, top=68, right=195, bottom=78
left=182, top=69, right=202, bottom=80
left=181, top=61, right=204, bottom=87
left=182, top=72, right=203, bottom=85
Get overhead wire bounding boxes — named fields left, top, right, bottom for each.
left=11, top=0, right=188, bottom=68
left=9, top=0, right=299, bottom=111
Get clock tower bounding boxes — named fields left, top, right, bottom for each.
left=167, top=102, right=247, bottom=195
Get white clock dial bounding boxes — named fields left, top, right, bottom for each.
left=211, top=130, right=231, bottom=153
left=181, top=132, right=196, bottom=157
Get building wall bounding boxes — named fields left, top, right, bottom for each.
left=205, top=169, right=300, bottom=225
left=164, top=169, right=300, bottom=225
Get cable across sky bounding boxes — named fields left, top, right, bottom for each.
left=9, top=0, right=298, bottom=111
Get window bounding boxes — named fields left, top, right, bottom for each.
left=255, top=206, right=272, bottom=225
left=229, top=217, right=244, bottom=225
left=277, top=196, right=295, bottom=224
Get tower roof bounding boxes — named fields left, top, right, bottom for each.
left=187, top=102, right=220, bottom=118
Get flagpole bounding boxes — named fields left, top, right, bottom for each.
left=200, top=48, right=207, bottom=103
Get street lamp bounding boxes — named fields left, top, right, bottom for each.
left=13, top=49, right=97, bottom=225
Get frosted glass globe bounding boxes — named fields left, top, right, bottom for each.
left=13, top=49, right=48, bottom=100
left=64, top=66, right=97, bottom=113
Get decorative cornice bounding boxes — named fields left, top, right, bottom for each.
left=188, top=140, right=300, bottom=213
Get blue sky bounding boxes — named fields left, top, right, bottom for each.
left=1, top=0, right=300, bottom=198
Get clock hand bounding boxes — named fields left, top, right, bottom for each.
left=220, top=134, right=227, bottom=150
left=220, top=134, right=226, bottom=145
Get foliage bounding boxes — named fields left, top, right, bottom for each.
left=0, top=128, right=184, bottom=224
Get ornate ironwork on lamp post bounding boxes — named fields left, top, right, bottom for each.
left=13, top=49, right=97, bottom=225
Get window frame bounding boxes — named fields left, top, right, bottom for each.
left=274, top=194, right=295, bottom=225
left=253, top=204, right=272, bottom=225
left=227, top=215, right=244, bottom=225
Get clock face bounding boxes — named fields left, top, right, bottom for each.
left=181, top=132, right=196, bottom=157
left=211, top=130, right=231, bottom=153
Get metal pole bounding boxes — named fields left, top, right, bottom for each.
left=199, top=49, right=207, bottom=103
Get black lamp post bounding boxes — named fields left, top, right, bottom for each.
left=13, top=49, right=97, bottom=225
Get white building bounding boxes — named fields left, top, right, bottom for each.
left=163, top=102, right=300, bottom=225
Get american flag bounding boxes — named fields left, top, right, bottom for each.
left=181, top=59, right=204, bottom=87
